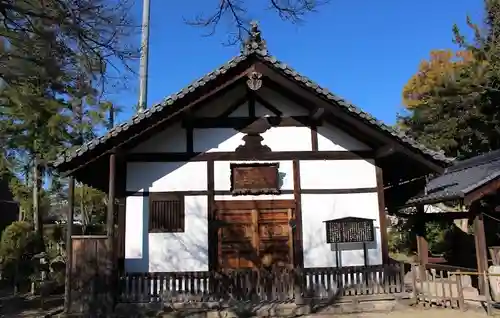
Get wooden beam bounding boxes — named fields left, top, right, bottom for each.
left=465, top=176, right=500, bottom=205
left=311, top=107, right=325, bottom=121
left=214, top=200, right=295, bottom=210
left=126, top=150, right=374, bottom=162
left=310, top=125, right=318, bottom=151
left=247, top=89, right=256, bottom=118
left=218, top=95, right=248, bottom=118
left=182, top=116, right=319, bottom=129
left=422, top=211, right=471, bottom=221
left=64, top=176, right=75, bottom=314
left=375, top=145, right=396, bottom=159
left=253, top=93, right=283, bottom=116
left=126, top=187, right=378, bottom=197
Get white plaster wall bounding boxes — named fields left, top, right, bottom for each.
left=129, top=123, right=186, bottom=153
left=193, top=126, right=313, bottom=153
left=126, top=161, right=207, bottom=192
left=261, top=127, right=312, bottom=151
left=256, top=88, right=309, bottom=116
left=194, top=86, right=246, bottom=117
left=124, top=195, right=208, bottom=272
left=193, top=128, right=244, bottom=153
left=301, top=193, right=381, bottom=268
left=318, top=123, right=371, bottom=151
left=300, top=160, right=377, bottom=190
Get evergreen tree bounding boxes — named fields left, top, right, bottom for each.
left=399, top=0, right=500, bottom=160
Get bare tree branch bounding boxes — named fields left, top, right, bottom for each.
left=185, top=0, right=330, bottom=45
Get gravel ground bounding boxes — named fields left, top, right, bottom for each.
left=318, top=307, right=492, bottom=318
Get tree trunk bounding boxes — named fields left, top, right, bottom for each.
left=31, top=157, right=43, bottom=295
left=33, top=157, right=40, bottom=233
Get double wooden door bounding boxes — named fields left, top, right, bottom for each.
left=216, top=201, right=294, bottom=270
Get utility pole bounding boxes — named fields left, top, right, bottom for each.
left=138, top=0, right=151, bottom=113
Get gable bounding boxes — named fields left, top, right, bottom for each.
left=129, top=83, right=370, bottom=155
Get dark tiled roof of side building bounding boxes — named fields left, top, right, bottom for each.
left=406, top=149, right=500, bottom=205
left=53, top=23, right=453, bottom=169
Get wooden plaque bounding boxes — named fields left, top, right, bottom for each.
left=230, top=162, right=280, bottom=195
left=324, top=217, right=375, bottom=243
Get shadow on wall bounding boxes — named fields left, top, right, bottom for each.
left=124, top=197, right=149, bottom=272
left=303, top=222, right=381, bottom=268
left=128, top=128, right=238, bottom=193
left=149, top=197, right=208, bottom=272
left=125, top=196, right=209, bottom=273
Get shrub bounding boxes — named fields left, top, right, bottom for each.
left=0, top=221, right=38, bottom=284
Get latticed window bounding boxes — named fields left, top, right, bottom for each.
left=148, top=193, right=185, bottom=233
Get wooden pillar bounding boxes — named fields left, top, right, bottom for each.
left=107, top=152, right=116, bottom=239
left=64, top=176, right=75, bottom=314
left=292, top=159, right=304, bottom=304
left=473, top=209, right=488, bottom=295
left=375, top=166, right=389, bottom=264
left=415, top=205, right=428, bottom=279
left=107, top=152, right=117, bottom=307
left=206, top=159, right=215, bottom=271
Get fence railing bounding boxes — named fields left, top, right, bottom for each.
left=118, top=264, right=407, bottom=303
left=412, top=264, right=467, bottom=310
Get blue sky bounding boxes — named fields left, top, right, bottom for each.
left=111, top=0, right=483, bottom=126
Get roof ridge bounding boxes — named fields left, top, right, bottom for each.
left=445, top=149, right=500, bottom=174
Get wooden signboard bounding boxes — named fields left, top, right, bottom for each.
left=325, top=217, right=375, bottom=243
left=230, top=162, right=280, bottom=195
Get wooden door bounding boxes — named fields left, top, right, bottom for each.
left=216, top=203, right=294, bottom=270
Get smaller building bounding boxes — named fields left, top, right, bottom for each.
left=405, top=149, right=500, bottom=300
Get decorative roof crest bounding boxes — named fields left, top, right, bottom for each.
left=241, top=21, right=267, bottom=55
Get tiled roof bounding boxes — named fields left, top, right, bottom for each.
left=53, top=26, right=452, bottom=169
left=406, top=149, right=500, bottom=205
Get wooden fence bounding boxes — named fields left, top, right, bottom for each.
left=412, top=264, right=466, bottom=310
left=118, top=263, right=407, bottom=303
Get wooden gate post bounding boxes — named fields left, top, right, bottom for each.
left=107, top=151, right=117, bottom=311
left=415, top=205, right=428, bottom=280
left=64, top=176, right=75, bottom=314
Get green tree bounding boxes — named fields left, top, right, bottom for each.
left=0, top=0, right=134, bottom=242
left=74, top=185, right=107, bottom=235
left=0, top=221, right=37, bottom=294
left=393, top=0, right=500, bottom=260
left=398, top=0, right=500, bottom=160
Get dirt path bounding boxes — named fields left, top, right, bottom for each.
left=322, top=308, right=492, bottom=317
